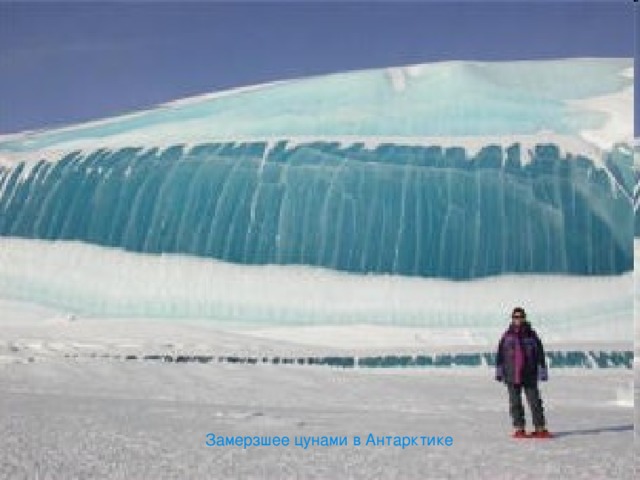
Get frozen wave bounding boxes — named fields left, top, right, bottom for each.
left=0, top=141, right=633, bottom=279
left=0, top=58, right=632, bottom=280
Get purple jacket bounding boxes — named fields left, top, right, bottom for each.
left=495, top=322, right=547, bottom=385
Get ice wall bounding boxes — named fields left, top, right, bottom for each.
left=0, top=58, right=633, bottom=293
left=0, top=141, right=633, bottom=279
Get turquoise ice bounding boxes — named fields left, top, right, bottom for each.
left=0, top=58, right=634, bottom=280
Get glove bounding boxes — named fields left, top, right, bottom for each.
left=495, top=374, right=504, bottom=383
left=538, top=368, right=548, bottom=382
left=495, top=366, right=504, bottom=382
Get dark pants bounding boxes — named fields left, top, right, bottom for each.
left=507, top=383, right=546, bottom=429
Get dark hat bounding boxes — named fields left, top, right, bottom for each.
left=511, top=307, right=526, bottom=318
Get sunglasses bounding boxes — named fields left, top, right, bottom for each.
left=512, top=315, right=525, bottom=319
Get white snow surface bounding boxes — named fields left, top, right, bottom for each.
left=0, top=304, right=634, bottom=479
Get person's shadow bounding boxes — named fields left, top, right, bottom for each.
left=551, top=424, right=633, bottom=439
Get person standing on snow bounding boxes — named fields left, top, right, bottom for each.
left=495, top=307, right=551, bottom=438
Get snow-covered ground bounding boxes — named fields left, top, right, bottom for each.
left=0, top=300, right=634, bottom=480
left=0, top=354, right=633, bottom=479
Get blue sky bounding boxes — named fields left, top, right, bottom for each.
left=0, top=1, right=636, bottom=134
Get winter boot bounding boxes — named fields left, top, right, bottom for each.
left=531, top=426, right=552, bottom=438
left=512, top=429, right=529, bottom=438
